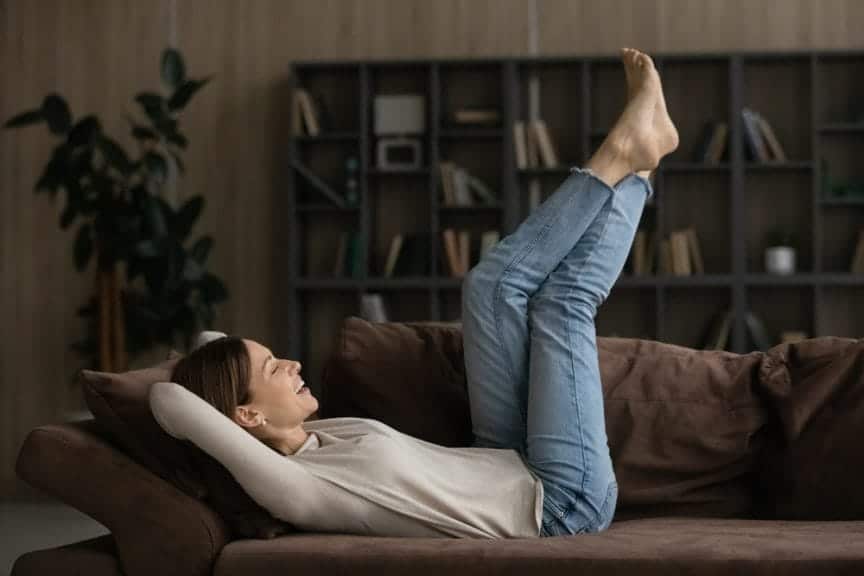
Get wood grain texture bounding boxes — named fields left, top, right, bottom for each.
left=3, top=0, right=864, bottom=498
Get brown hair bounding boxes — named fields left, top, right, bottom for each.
left=171, top=336, right=252, bottom=418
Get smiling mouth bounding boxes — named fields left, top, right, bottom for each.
left=294, top=379, right=309, bottom=394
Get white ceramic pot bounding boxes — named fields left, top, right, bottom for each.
left=765, top=246, right=796, bottom=275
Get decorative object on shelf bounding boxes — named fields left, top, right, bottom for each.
left=360, top=293, right=388, bottom=322
left=344, top=156, right=360, bottom=207
left=4, top=48, right=227, bottom=372
left=452, top=108, right=500, bottom=126
left=764, top=229, right=797, bottom=275
left=374, top=94, right=425, bottom=171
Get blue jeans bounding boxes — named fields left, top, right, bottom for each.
left=461, top=167, right=652, bottom=537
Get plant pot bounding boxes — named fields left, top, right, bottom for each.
left=765, top=245, right=796, bottom=275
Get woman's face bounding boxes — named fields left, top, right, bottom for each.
left=240, top=339, right=318, bottom=428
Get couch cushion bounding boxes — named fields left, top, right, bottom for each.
left=214, top=518, right=864, bottom=576
left=11, top=536, right=123, bottom=576
left=321, top=316, right=766, bottom=520
left=81, top=355, right=290, bottom=539
left=756, top=336, right=864, bottom=520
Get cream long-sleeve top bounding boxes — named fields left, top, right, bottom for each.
left=149, top=381, right=544, bottom=539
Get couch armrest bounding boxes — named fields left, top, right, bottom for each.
left=15, top=421, right=229, bottom=576
left=11, top=535, right=122, bottom=576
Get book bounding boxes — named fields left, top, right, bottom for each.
left=332, top=231, right=349, bottom=276
left=439, top=162, right=456, bottom=206
left=742, top=108, right=769, bottom=162
left=295, top=89, right=320, bottom=136
left=532, top=120, right=560, bottom=168
left=659, top=238, right=672, bottom=274
left=851, top=229, right=864, bottom=273
left=753, top=112, right=787, bottom=162
left=453, top=108, right=500, bottom=125
left=644, top=229, right=658, bottom=274
left=383, top=234, right=404, bottom=277
left=360, top=293, right=388, bottom=322
left=670, top=231, right=692, bottom=276
left=451, top=166, right=473, bottom=206
left=703, top=307, right=734, bottom=350
left=466, top=172, right=497, bottom=205
left=480, top=230, right=500, bottom=257
left=458, top=230, right=470, bottom=274
left=745, top=311, right=771, bottom=351
left=513, top=122, right=528, bottom=169
left=526, top=122, right=541, bottom=168
left=631, top=229, right=647, bottom=275
left=442, top=229, right=462, bottom=277
left=707, top=123, right=728, bottom=164
left=685, top=227, right=705, bottom=274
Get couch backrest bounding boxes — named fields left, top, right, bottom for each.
left=15, top=420, right=229, bottom=576
left=320, top=316, right=768, bottom=520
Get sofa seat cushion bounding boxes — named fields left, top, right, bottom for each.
left=214, top=518, right=864, bottom=576
left=11, top=536, right=122, bottom=576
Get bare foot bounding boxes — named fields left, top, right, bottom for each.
left=609, top=48, right=679, bottom=173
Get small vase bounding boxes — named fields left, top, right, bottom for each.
left=765, top=246, right=796, bottom=275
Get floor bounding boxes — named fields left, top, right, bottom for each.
left=0, top=500, right=108, bottom=576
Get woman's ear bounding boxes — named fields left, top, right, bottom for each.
left=233, top=405, right=265, bottom=429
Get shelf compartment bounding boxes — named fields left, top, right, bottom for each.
left=294, top=65, right=361, bottom=133
left=662, top=171, right=732, bottom=274
left=596, top=287, right=657, bottom=340
left=661, top=58, right=731, bottom=164
left=820, top=206, right=864, bottom=273
left=362, top=289, right=432, bottom=323
left=744, top=172, right=812, bottom=274
left=819, top=132, right=864, bottom=202
left=439, top=139, right=503, bottom=203
left=819, top=286, right=864, bottom=338
left=298, top=211, right=360, bottom=278
left=518, top=61, right=586, bottom=165
left=662, top=287, right=732, bottom=350
left=296, top=140, right=359, bottom=206
left=816, top=54, right=864, bottom=125
left=439, top=63, right=503, bottom=131
left=746, top=286, right=815, bottom=349
left=742, top=56, right=812, bottom=162
left=369, top=173, right=432, bottom=277
left=435, top=221, right=501, bottom=278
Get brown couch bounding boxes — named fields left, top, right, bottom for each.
left=12, top=316, right=864, bottom=576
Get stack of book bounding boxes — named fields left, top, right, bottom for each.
left=512, top=119, right=559, bottom=169
left=439, top=163, right=497, bottom=207
left=693, top=121, right=729, bottom=165
left=441, top=229, right=500, bottom=277
left=741, top=107, right=787, bottom=163
left=629, top=227, right=704, bottom=276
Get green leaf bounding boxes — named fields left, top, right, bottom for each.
left=74, top=224, right=93, bottom=271
left=135, top=92, right=166, bottom=124
left=174, top=196, right=203, bottom=239
left=145, top=195, right=168, bottom=237
left=168, top=77, right=211, bottom=111
left=42, top=93, right=72, bottom=134
left=131, top=124, right=158, bottom=141
left=97, top=136, right=132, bottom=175
left=189, top=235, right=213, bottom=263
left=183, top=257, right=204, bottom=282
left=165, top=129, right=188, bottom=148
left=161, top=49, right=186, bottom=90
left=4, top=109, right=43, bottom=129
left=59, top=202, right=77, bottom=229
left=144, top=152, right=168, bottom=183
left=67, top=116, right=101, bottom=147
left=35, top=146, right=68, bottom=195
left=199, top=273, right=228, bottom=303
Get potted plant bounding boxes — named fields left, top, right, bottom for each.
left=764, top=229, right=798, bottom=275
left=4, top=48, right=228, bottom=372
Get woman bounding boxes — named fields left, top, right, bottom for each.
left=151, top=47, right=679, bottom=539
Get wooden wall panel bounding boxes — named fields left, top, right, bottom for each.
left=3, top=0, right=864, bottom=498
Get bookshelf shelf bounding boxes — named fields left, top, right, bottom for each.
left=288, top=51, right=864, bottom=393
